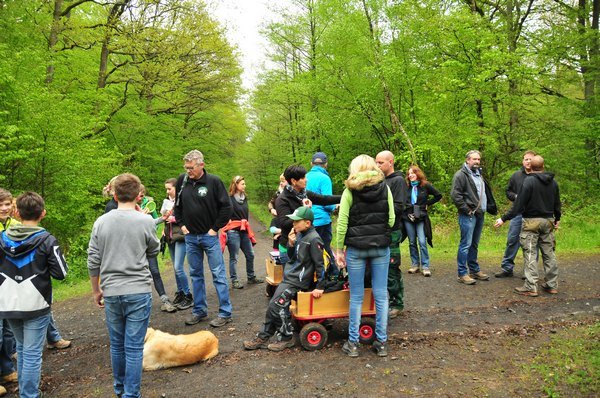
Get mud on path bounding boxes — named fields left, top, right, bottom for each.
left=9, top=216, right=599, bottom=397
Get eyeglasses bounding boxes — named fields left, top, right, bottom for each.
left=184, top=164, right=200, bottom=171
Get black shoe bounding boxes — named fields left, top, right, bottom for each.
left=185, top=313, right=207, bottom=325
left=172, top=291, right=185, bottom=306
left=176, top=293, right=193, bottom=310
left=342, top=341, right=359, bottom=357
left=372, top=340, right=388, bottom=357
left=494, top=270, right=514, bottom=278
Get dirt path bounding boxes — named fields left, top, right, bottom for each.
left=10, top=216, right=598, bottom=397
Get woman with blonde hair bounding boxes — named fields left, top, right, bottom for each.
left=336, top=154, right=395, bottom=358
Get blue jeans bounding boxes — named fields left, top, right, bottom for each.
left=148, top=256, right=166, bottom=297
left=346, top=246, right=390, bottom=344
left=7, top=313, right=51, bottom=398
left=46, top=312, right=62, bottom=343
left=226, top=230, right=256, bottom=281
left=500, top=214, right=522, bottom=272
left=168, top=240, right=190, bottom=294
left=403, top=220, right=430, bottom=268
left=104, top=293, right=152, bottom=398
left=185, top=233, right=232, bottom=318
left=0, top=319, right=15, bottom=376
left=457, top=213, right=485, bottom=276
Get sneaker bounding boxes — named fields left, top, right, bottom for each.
left=389, top=308, right=402, bottom=319
left=495, top=270, right=514, bottom=278
left=160, top=300, right=177, bottom=313
left=209, top=317, right=232, bottom=328
left=247, top=277, right=264, bottom=284
left=267, top=339, right=295, bottom=352
left=175, top=293, right=193, bottom=310
left=243, top=336, right=269, bottom=350
left=541, top=283, right=558, bottom=294
left=408, top=267, right=420, bottom=274
left=458, top=275, right=477, bottom=285
left=372, top=340, right=388, bottom=357
left=514, top=286, right=539, bottom=297
left=342, top=340, right=359, bottom=357
left=172, top=291, right=185, bottom=306
left=1, top=371, right=17, bottom=383
left=469, top=271, right=490, bottom=281
left=47, top=339, right=71, bottom=350
left=422, top=269, right=431, bottom=277
left=185, top=313, right=207, bottom=325
left=232, top=280, right=244, bottom=289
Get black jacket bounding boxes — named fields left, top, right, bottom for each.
left=283, top=227, right=327, bottom=291
left=274, top=187, right=340, bottom=249
left=404, top=182, right=442, bottom=219
left=230, top=195, right=249, bottom=222
left=451, top=166, right=497, bottom=216
left=174, top=171, right=232, bottom=234
left=385, top=171, right=408, bottom=230
left=505, top=167, right=529, bottom=202
left=0, top=229, right=68, bottom=319
left=501, top=173, right=561, bottom=222
left=345, top=181, right=391, bottom=249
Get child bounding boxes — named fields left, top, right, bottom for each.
left=88, top=173, right=160, bottom=398
left=243, top=206, right=326, bottom=352
left=0, top=191, right=68, bottom=398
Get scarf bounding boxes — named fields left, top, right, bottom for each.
left=234, top=193, right=245, bottom=204
left=410, top=181, right=419, bottom=205
left=285, top=184, right=307, bottom=202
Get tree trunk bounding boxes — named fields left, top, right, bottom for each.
left=45, top=0, right=63, bottom=84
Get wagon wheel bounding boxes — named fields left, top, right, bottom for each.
left=358, top=317, right=376, bottom=345
left=265, top=283, right=277, bottom=298
left=299, top=322, right=328, bottom=351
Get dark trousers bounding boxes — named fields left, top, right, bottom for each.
left=387, top=230, right=404, bottom=310
left=258, top=283, right=299, bottom=342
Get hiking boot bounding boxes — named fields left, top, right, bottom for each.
left=1, top=371, right=17, bottom=383
left=342, top=340, right=359, bottom=357
left=389, top=308, right=402, bottom=319
left=422, top=269, right=431, bottom=277
left=514, top=286, right=538, bottom=297
left=458, top=275, right=476, bottom=285
left=47, top=339, right=71, bottom=350
left=232, top=280, right=244, bottom=289
left=541, top=283, right=558, bottom=294
left=495, top=270, right=514, bottom=278
left=185, top=313, right=207, bottom=326
left=243, top=336, right=269, bottom=350
left=209, top=317, right=232, bottom=328
left=469, top=271, right=490, bottom=281
left=175, top=293, right=193, bottom=310
left=0, top=385, right=6, bottom=396
left=247, top=277, right=264, bottom=284
left=408, top=267, right=420, bottom=274
left=267, top=339, right=294, bottom=352
left=372, top=340, right=388, bottom=357
left=172, top=291, right=185, bottom=306
left=160, top=299, right=177, bottom=313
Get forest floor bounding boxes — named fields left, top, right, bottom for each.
left=7, top=216, right=599, bottom=397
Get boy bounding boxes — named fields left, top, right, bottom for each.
left=243, top=206, right=326, bottom=352
left=0, top=191, right=68, bottom=398
left=88, top=174, right=160, bottom=398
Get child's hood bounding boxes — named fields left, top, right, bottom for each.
left=0, top=226, right=49, bottom=257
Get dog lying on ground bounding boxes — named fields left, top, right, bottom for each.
left=143, top=327, right=219, bottom=371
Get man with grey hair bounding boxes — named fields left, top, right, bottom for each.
left=174, top=150, right=233, bottom=327
left=494, top=155, right=561, bottom=296
left=450, top=150, right=497, bottom=285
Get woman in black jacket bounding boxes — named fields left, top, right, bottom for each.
left=404, top=165, right=442, bottom=277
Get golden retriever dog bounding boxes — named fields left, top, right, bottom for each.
left=142, top=327, right=219, bottom=371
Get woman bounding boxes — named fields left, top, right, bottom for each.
left=223, top=176, right=262, bottom=289
left=336, top=155, right=395, bottom=358
left=161, top=178, right=193, bottom=309
left=404, top=165, right=442, bottom=277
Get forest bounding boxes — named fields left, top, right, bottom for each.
left=1, top=0, right=598, bottom=280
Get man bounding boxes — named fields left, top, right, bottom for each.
left=494, top=156, right=561, bottom=297
left=450, top=150, right=497, bottom=285
left=306, top=152, right=336, bottom=267
left=375, top=150, right=407, bottom=318
left=495, top=150, right=536, bottom=278
left=174, top=150, right=233, bottom=327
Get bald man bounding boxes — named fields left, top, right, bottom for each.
left=375, top=150, right=408, bottom=318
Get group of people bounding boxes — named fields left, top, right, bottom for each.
left=0, top=146, right=561, bottom=397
